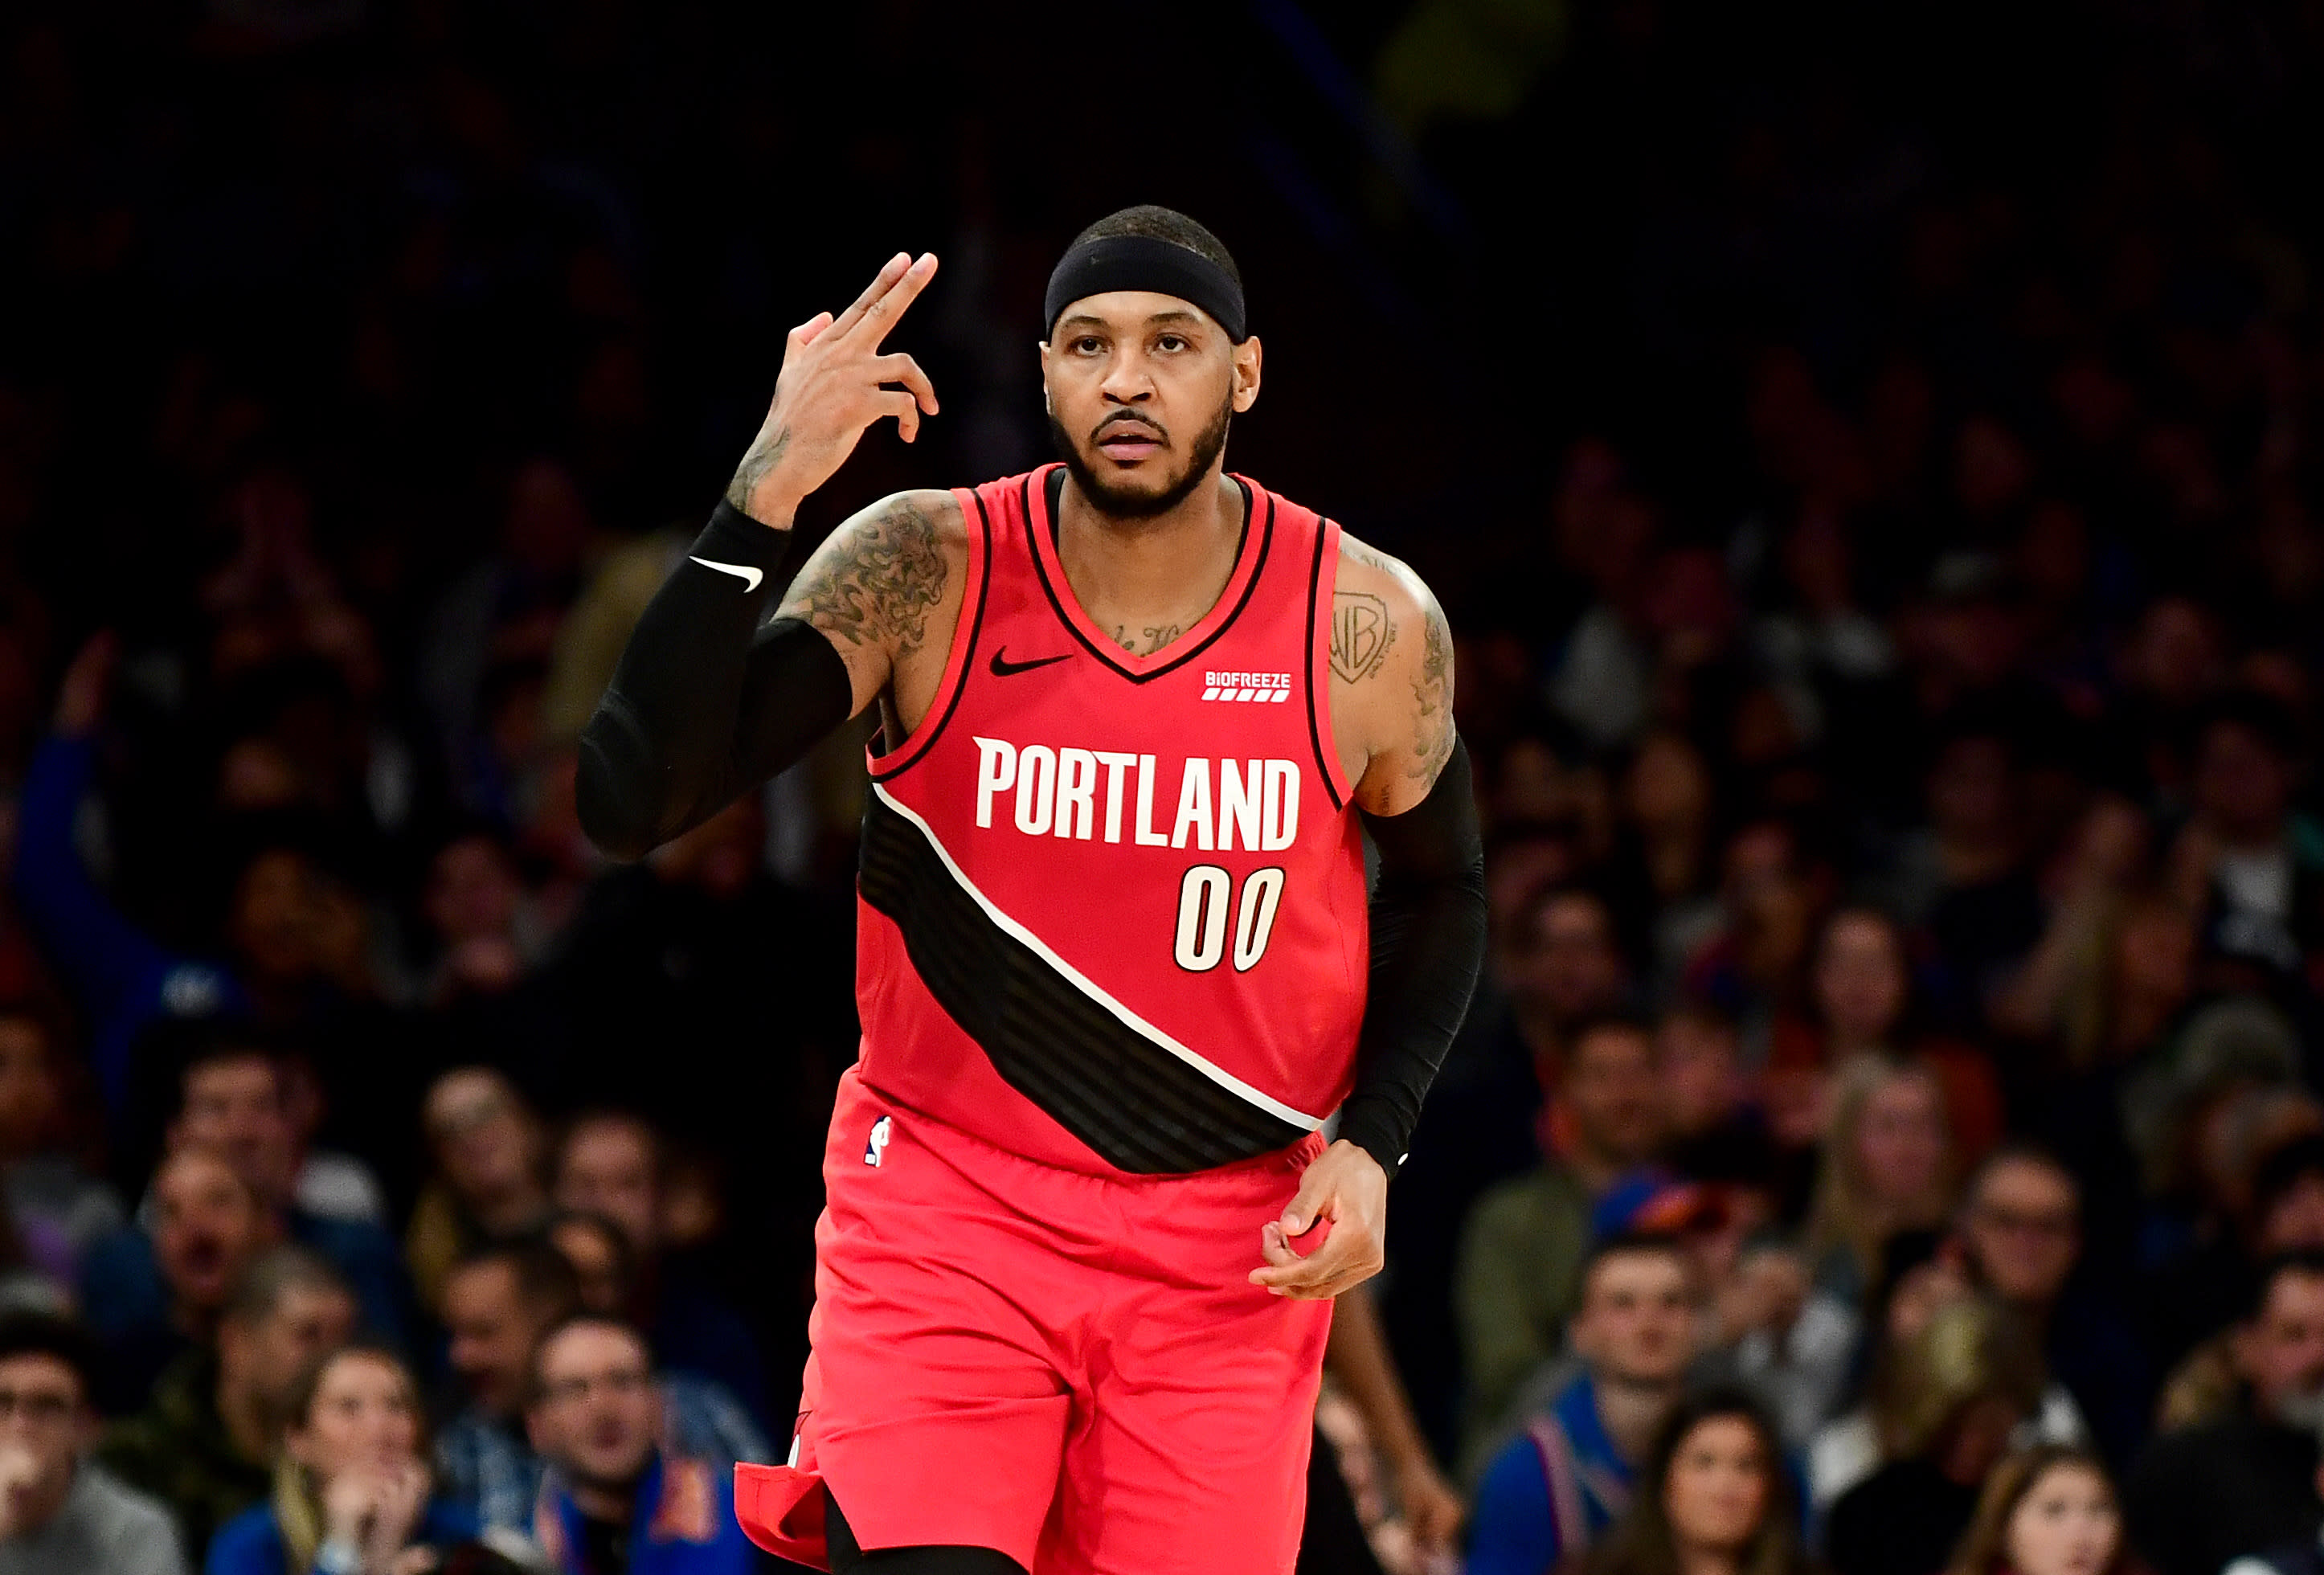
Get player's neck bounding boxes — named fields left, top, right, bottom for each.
left=1054, top=468, right=1244, bottom=639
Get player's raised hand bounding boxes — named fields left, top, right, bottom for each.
left=726, top=251, right=942, bottom=526
left=1250, top=1139, right=1388, bottom=1300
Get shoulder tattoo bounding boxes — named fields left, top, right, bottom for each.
left=1408, top=604, right=1454, bottom=782
left=790, top=495, right=948, bottom=658
left=1331, top=591, right=1394, bottom=684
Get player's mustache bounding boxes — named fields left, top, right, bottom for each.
left=1090, top=414, right=1169, bottom=446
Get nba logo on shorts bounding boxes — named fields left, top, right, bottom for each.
left=864, top=1115, right=892, bottom=1168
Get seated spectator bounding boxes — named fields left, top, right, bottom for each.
left=1948, top=1446, right=2128, bottom=1575
left=405, top=1069, right=552, bottom=1316
left=1824, top=1295, right=2046, bottom=1575
left=2127, top=1250, right=2324, bottom=1575
left=1953, top=1145, right=2148, bottom=1466
left=435, top=1241, right=768, bottom=1540
left=524, top=1315, right=756, bottom=1574
left=0, top=1309, right=186, bottom=1574
left=103, top=1246, right=355, bottom=1564
left=82, top=1040, right=411, bottom=1366
left=1466, top=1233, right=1697, bottom=1575
left=1809, top=1235, right=2086, bottom=1520
left=550, top=1114, right=765, bottom=1425
left=2157, top=1132, right=2324, bottom=1433
left=1773, top=906, right=2004, bottom=1161
left=1806, top=1053, right=1957, bottom=1306
left=1583, top=1388, right=1807, bottom=1575
left=1459, top=1017, right=1667, bottom=1455
left=206, top=1343, right=477, bottom=1575
left=0, top=1005, right=124, bottom=1294
left=80, top=1149, right=268, bottom=1414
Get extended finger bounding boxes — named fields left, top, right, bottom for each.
left=874, top=353, right=939, bottom=414
left=826, top=253, right=912, bottom=340
left=853, top=252, right=938, bottom=347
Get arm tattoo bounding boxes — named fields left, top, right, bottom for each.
left=1408, top=606, right=1454, bottom=782
left=1331, top=591, right=1394, bottom=683
left=788, top=496, right=947, bottom=658
left=724, top=425, right=792, bottom=517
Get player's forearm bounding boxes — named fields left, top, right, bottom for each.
left=575, top=501, right=846, bottom=859
left=1324, top=1285, right=1434, bottom=1473
left=1338, top=738, right=1485, bottom=1176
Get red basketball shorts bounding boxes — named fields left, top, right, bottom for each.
left=734, top=1066, right=1334, bottom=1574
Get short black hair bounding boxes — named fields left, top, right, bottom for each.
left=0, top=1310, right=97, bottom=1404
left=448, top=1238, right=582, bottom=1321
left=1068, top=207, right=1242, bottom=292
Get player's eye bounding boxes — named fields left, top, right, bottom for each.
left=1156, top=334, right=1187, bottom=353
left=1074, top=336, right=1105, bottom=354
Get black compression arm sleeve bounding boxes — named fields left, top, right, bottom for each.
left=1339, top=738, right=1487, bottom=1177
left=576, top=501, right=854, bottom=861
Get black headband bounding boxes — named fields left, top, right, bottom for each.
left=1043, top=234, right=1247, bottom=342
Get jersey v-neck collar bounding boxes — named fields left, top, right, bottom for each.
left=1025, top=463, right=1273, bottom=685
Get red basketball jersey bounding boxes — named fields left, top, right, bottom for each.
left=853, top=464, right=1369, bottom=1176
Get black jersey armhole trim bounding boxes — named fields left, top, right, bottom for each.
left=1304, top=522, right=1348, bottom=813
left=869, top=489, right=994, bottom=783
left=1025, top=472, right=1275, bottom=684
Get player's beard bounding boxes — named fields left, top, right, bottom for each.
left=1051, top=394, right=1233, bottom=522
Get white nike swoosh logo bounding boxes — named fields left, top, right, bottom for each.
left=689, top=556, right=763, bottom=592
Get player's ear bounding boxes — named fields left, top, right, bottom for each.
left=1038, top=342, right=1054, bottom=415
left=1231, top=335, right=1262, bottom=414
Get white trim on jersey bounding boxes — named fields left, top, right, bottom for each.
left=869, top=781, right=1329, bottom=1133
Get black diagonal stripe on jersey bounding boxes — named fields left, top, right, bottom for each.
left=857, top=792, right=1311, bottom=1173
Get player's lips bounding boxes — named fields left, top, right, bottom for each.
left=1094, top=421, right=1165, bottom=462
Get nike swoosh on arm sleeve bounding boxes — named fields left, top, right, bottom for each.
left=577, top=501, right=849, bottom=859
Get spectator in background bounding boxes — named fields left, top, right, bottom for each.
left=1953, top=1147, right=2147, bottom=1467
left=435, top=1241, right=767, bottom=1540
left=1824, top=1295, right=2047, bottom=1575
left=1466, top=1233, right=1698, bottom=1575
left=1459, top=1017, right=1667, bottom=1454
left=1891, top=723, right=2046, bottom=1023
left=525, top=1316, right=755, bottom=1575
left=1806, top=1054, right=1957, bottom=1306
left=206, top=1343, right=477, bottom=1575
left=103, top=1246, right=354, bottom=1564
left=1582, top=1389, right=1808, bottom=1575
left=405, top=1069, right=552, bottom=1316
left=2177, top=692, right=2324, bottom=964
left=81, top=1040, right=409, bottom=1364
left=2158, top=1133, right=2324, bottom=1432
left=1777, top=907, right=2004, bottom=1163
left=550, top=1114, right=764, bottom=1426
left=1947, top=1446, right=2128, bottom=1575
left=0, top=1310, right=186, bottom=1575
left=2128, top=1251, right=2324, bottom=1575
left=81, top=1148, right=268, bottom=1413
left=0, top=1006, right=121, bottom=1294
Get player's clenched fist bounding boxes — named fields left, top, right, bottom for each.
left=726, top=251, right=942, bottom=526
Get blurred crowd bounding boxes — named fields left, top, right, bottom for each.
left=5, top=2, right=2324, bottom=1575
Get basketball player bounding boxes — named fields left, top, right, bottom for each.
left=578, top=207, right=1486, bottom=1575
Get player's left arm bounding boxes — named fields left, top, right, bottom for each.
left=1253, top=536, right=1487, bottom=1302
